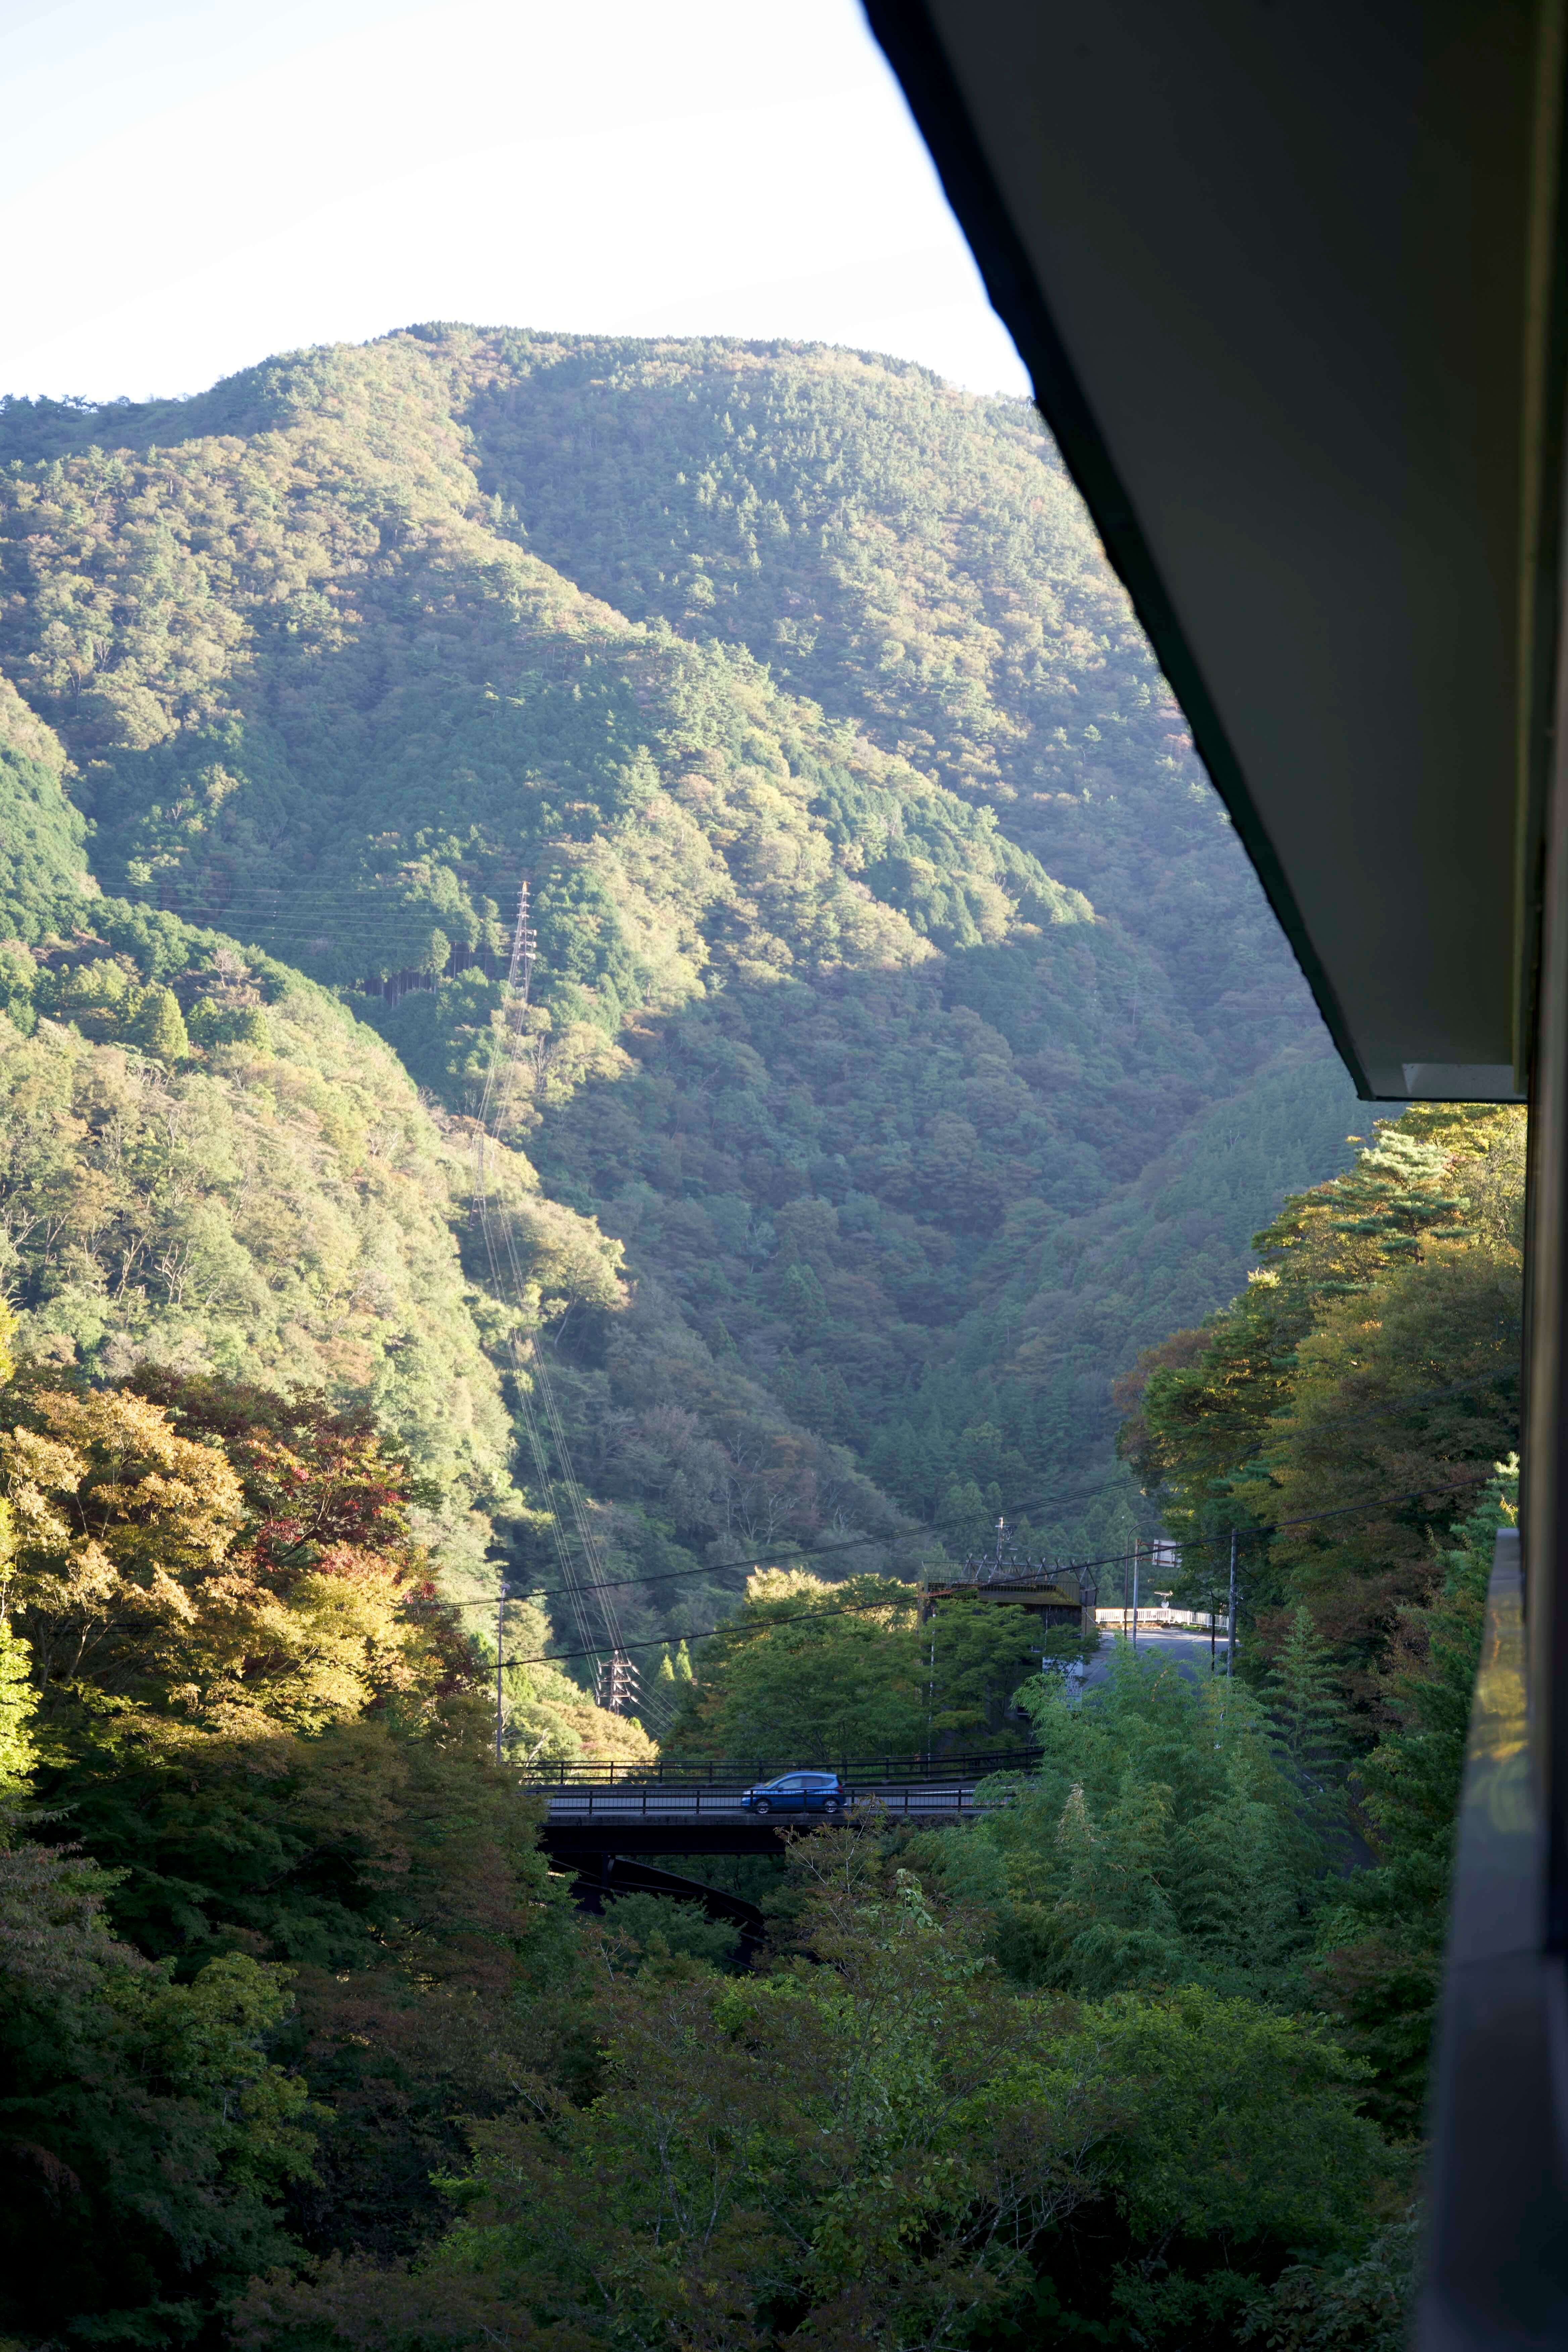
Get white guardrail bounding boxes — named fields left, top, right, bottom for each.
left=1095, top=1606, right=1221, bottom=1629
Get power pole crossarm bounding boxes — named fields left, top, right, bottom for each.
left=596, top=1650, right=642, bottom=1715
left=507, top=878, right=537, bottom=1001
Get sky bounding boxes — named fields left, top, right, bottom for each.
left=0, top=0, right=1031, bottom=406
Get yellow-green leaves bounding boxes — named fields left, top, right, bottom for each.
left=0, top=1616, right=34, bottom=1791
left=0, top=1384, right=427, bottom=1742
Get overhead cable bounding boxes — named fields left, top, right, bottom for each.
left=488, top=1470, right=1503, bottom=1668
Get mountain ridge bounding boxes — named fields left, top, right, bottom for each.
left=0, top=326, right=1356, bottom=1653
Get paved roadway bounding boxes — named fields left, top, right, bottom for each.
left=1088, top=1623, right=1233, bottom=1688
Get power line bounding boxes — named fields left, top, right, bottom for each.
left=1266, top=1366, right=1518, bottom=1439
left=483, top=1471, right=1506, bottom=1670
left=464, top=879, right=650, bottom=1743
left=444, top=1524, right=926, bottom=1611
left=468, top=883, right=596, bottom=1671
left=443, top=1457, right=1507, bottom=1621
left=453, top=1354, right=1521, bottom=1629
left=109, top=884, right=1517, bottom=1660
left=503, top=1588, right=925, bottom=1670
left=1165, top=1471, right=1504, bottom=1551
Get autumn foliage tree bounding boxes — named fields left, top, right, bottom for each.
left=0, top=1362, right=589, bottom=2339
left=2, top=1377, right=447, bottom=1744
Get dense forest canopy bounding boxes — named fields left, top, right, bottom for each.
left=0, top=327, right=1481, bottom=2351
left=0, top=328, right=1357, bottom=1647
left=1113, top=1101, right=1525, bottom=2133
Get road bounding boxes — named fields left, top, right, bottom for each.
left=540, top=1778, right=985, bottom=1857
left=1087, top=1624, right=1234, bottom=1688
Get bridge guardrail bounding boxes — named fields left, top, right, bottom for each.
left=544, top=1784, right=986, bottom=1820
left=521, top=1745, right=1041, bottom=1790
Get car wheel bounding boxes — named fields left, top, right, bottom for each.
left=823, top=1798, right=842, bottom=1816
left=753, top=1797, right=771, bottom=1815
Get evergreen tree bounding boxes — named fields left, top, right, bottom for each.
left=1267, top=1605, right=1351, bottom=1845
left=128, top=981, right=189, bottom=1064
left=935, top=1477, right=990, bottom=1557
left=781, top=1259, right=829, bottom=1335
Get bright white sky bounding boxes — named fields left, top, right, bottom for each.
left=0, top=0, right=1031, bottom=405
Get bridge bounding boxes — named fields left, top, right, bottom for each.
left=922, top=1522, right=1097, bottom=1635
left=537, top=1774, right=991, bottom=1861
left=529, top=1748, right=1035, bottom=1948
left=559, top=1851, right=774, bottom=1962
left=541, top=1774, right=997, bottom=1951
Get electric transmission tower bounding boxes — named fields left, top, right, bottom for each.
left=596, top=1651, right=642, bottom=1715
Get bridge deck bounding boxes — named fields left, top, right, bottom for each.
left=539, top=1782, right=986, bottom=1858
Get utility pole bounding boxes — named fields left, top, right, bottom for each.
left=496, top=1582, right=506, bottom=1765
left=1226, top=1529, right=1238, bottom=1680
left=926, top=1610, right=936, bottom=1758
left=1131, top=1540, right=1140, bottom=1650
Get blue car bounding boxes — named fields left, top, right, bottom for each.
left=740, top=1771, right=845, bottom=1817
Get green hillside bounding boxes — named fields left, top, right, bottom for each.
left=463, top=332, right=1308, bottom=1049
left=0, top=329, right=1357, bottom=1659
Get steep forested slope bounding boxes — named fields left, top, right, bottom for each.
left=0, top=329, right=1355, bottom=1632
left=463, top=334, right=1304, bottom=1052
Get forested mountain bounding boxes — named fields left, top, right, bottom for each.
left=0, top=329, right=1468, bottom=2352
left=467, top=335, right=1308, bottom=1045
left=0, top=327, right=1355, bottom=1660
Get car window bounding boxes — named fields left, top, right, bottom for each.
left=778, top=1775, right=805, bottom=1790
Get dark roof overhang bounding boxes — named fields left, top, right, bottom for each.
left=866, top=0, right=1568, bottom=1100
